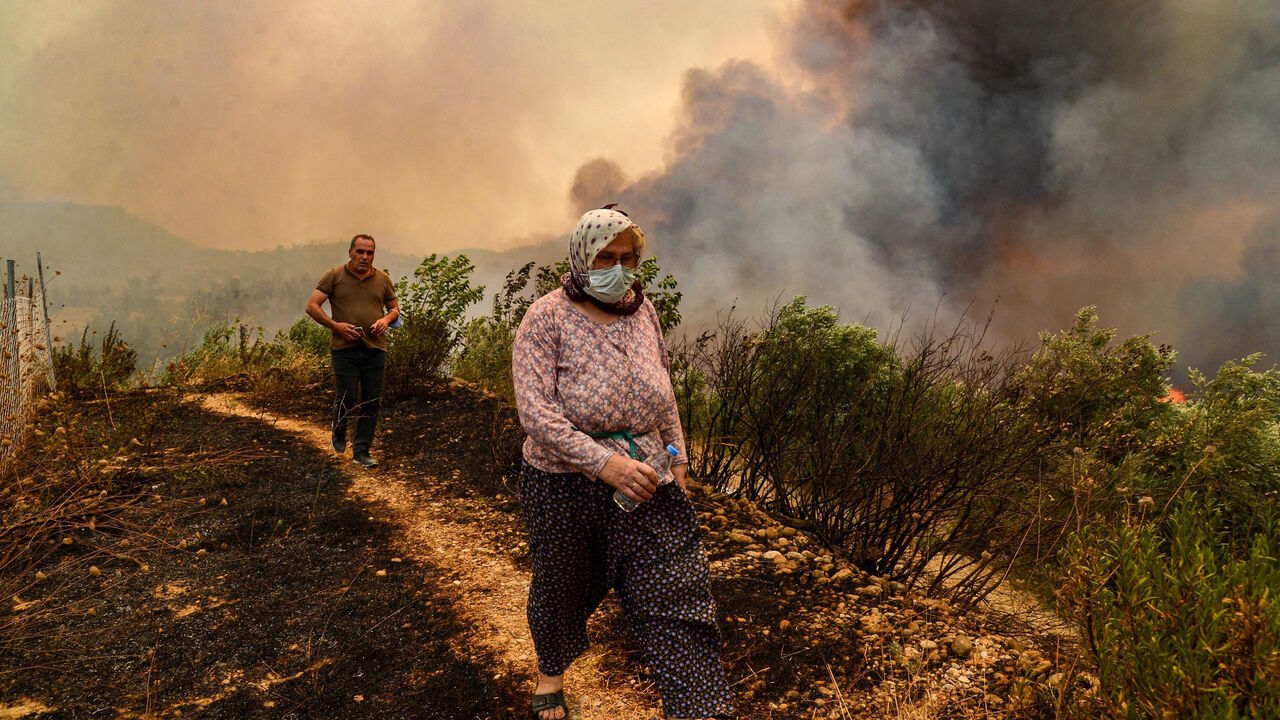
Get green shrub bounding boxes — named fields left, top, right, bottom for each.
left=386, top=254, right=484, bottom=398
left=637, top=256, right=682, bottom=335
left=160, top=320, right=275, bottom=384
left=52, top=322, right=137, bottom=390
left=1060, top=495, right=1280, bottom=718
left=276, top=317, right=331, bottom=359
left=453, top=262, right=534, bottom=403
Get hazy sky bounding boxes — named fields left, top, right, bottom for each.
left=0, top=1, right=783, bottom=251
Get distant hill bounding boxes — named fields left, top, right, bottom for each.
left=0, top=202, right=561, bottom=373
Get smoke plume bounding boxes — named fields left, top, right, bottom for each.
left=591, top=0, right=1280, bottom=373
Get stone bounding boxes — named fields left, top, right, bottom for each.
left=951, top=635, right=974, bottom=659
left=831, top=568, right=854, bottom=582
left=919, top=639, right=938, bottom=652
left=727, top=532, right=753, bottom=544
left=856, top=584, right=883, bottom=597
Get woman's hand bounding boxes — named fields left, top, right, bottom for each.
left=671, top=463, right=688, bottom=492
left=598, top=455, right=660, bottom=505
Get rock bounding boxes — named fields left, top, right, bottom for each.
left=765, top=528, right=780, bottom=540
left=919, top=639, right=938, bottom=652
left=780, top=527, right=797, bottom=537
left=1048, top=672, right=1065, bottom=690
left=762, top=550, right=785, bottom=562
left=375, top=569, right=387, bottom=577
left=860, top=609, right=891, bottom=634
left=785, top=551, right=806, bottom=562
left=856, top=584, right=883, bottom=597
left=951, top=635, right=974, bottom=659
left=779, top=619, right=791, bottom=632
left=831, top=568, right=854, bottom=582
left=1016, top=650, right=1043, bottom=674
left=727, top=532, right=753, bottom=544
left=89, top=566, right=101, bottom=577
left=889, top=581, right=908, bottom=594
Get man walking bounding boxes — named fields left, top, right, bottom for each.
left=306, top=234, right=399, bottom=468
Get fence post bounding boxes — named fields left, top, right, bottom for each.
left=36, top=253, right=56, bottom=391
left=6, top=260, right=17, bottom=397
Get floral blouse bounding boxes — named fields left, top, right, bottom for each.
left=512, top=289, right=688, bottom=478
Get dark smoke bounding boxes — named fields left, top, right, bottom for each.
left=585, top=0, right=1280, bottom=374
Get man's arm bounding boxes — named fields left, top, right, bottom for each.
left=306, top=289, right=361, bottom=341
left=369, top=298, right=399, bottom=337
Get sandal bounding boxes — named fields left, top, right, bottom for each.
left=530, top=689, right=567, bottom=719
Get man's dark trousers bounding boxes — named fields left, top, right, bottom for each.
left=331, top=346, right=386, bottom=455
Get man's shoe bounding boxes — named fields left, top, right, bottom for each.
left=352, top=452, right=378, bottom=468
left=331, top=434, right=347, bottom=454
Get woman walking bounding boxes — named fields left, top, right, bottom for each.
left=512, top=207, right=734, bottom=719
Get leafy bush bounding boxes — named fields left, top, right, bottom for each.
left=453, top=262, right=535, bottom=403
left=673, top=299, right=1053, bottom=601
left=1059, top=494, right=1280, bottom=718
left=276, top=317, right=331, bottom=360
left=160, top=320, right=274, bottom=384
left=637, top=256, right=682, bottom=335
left=386, top=254, right=484, bottom=398
left=52, top=322, right=137, bottom=390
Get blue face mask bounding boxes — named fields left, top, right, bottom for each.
left=585, top=263, right=637, bottom=304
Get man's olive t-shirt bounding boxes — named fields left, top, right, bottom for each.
left=316, top=264, right=397, bottom=351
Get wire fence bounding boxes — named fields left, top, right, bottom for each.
left=1, top=259, right=55, bottom=469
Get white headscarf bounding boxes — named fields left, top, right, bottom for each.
left=568, top=208, right=638, bottom=277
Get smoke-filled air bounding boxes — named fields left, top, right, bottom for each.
left=594, top=0, right=1280, bottom=374
left=6, top=2, right=1280, bottom=718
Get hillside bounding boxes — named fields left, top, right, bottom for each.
left=0, top=202, right=560, bottom=373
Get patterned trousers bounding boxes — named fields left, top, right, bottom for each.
left=518, top=462, right=734, bottom=718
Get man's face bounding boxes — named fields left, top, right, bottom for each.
left=349, top=238, right=375, bottom=273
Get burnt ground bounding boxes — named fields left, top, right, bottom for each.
left=0, top=386, right=522, bottom=719
left=2, top=377, right=1070, bottom=719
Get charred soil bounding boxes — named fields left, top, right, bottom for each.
left=2, top=377, right=1074, bottom=718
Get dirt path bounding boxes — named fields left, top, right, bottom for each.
left=199, top=393, right=657, bottom=719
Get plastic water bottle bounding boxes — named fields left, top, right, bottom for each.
left=614, top=444, right=679, bottom=513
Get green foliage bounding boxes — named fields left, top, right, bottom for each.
left=452, top=262, right=535, bottom=403
left=1060, top=495, right=1280, bottom=718
left=534, top=258, right=570, bottom=297
left=276, top=317, right=330, bottom=359
left=1019, top=306, right=1177, bottom=462
left=160, top=320, right=275, bottom=384
left=51, top=322, right=137, bottom=390
left=386, top=254, right=484, bottom=396
left=637, top=256, right=682, bottom=335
